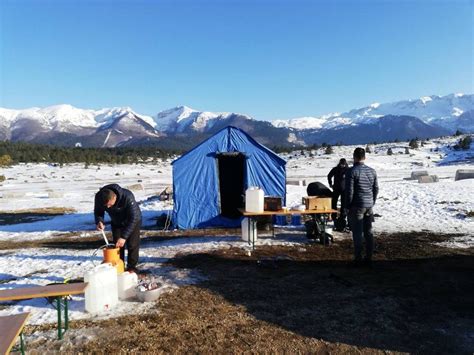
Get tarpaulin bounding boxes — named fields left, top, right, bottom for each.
left=172, top=126, right=286, bottom=229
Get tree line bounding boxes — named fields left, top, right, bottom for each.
left=0, top=141, right=182, bottom=166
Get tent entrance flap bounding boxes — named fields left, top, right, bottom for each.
left=217, top=153, right=246, bottom=219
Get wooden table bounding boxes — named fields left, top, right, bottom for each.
left=239, top=208, right=338, bottom=249
left=0, top=283, right=88, bottom=340
left=0, top=313, right=30, bottom=355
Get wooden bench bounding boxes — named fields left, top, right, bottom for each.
left=0, top=313, right=30, bottom=355
left=0, top=283, right=88, bottom=340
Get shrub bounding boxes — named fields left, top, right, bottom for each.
left=0, top=154, right=13, bottom=166
left=458, top=136, right=472, bottom=150
left=409, top=139, right=419, bottom=149
left=387, top=148, right=393, bottom=155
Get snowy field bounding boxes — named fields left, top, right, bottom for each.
left=0, top=136, right=473, bottom=330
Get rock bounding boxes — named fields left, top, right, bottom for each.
left=418, top=175, right=439, bottom=183
left=411, top=170, right=429, bottom=180
left=454, top=169, right=474, bottom=181
left=127, top=183, right=144, bottom=191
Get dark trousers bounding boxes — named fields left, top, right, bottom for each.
left=112, top=224, right=141, bottom=269
left=332, top=189, right=346, bottom=221
left=348, top=207, right=374, bottom=261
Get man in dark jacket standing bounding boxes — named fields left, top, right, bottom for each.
left=94, top=184, right=142, bottom=272
left=327, top=158, right=349, bottom=222
left=345, top=148, right=378, bottom=266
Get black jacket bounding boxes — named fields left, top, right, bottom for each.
left=345, top=162, right=378, bottom=208
left=327, top=165, right=348, bottom=191
left=94, top=184, right=142, bottom=240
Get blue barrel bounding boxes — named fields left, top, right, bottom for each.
left=291, top=215, right=301, bottom=225
left=274, top=215, right=287, bottom=225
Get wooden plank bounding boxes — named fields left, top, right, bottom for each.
left=238, top=208, right=337, bottom=216
left=0, top=282, right=88, bottom=302
left=0, top=312, right=30, bottom=355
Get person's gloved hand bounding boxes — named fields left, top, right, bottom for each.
left=96, top=221, right=105, bottom=231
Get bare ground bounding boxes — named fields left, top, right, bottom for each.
left=12, top=231, right=474, bottom=354
left=0, top=207, right=76, bottom=225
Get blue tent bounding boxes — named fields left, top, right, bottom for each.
left=172, top=126, right=287, bottom=229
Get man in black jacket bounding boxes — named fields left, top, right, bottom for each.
left=94, top=184, right=142, bottom=272
left=345, top=148, right=378, bottom=266
left=327, top=158, right=348, bottom=222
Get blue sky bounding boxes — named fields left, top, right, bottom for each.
left=0, top=0, right=472, bottom=120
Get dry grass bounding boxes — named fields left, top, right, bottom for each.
left=0, top=207, right=76, bottom=226
left=19, top=231, right=474, bottom=354
left=0, top=207, right=76, bottom=215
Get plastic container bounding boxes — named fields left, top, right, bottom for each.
left=245, top=187, right=264, bottom=213
left=117, top=271, right=138, bottom=300
left=274, top=215, right=287, bottom=226
left=291, top=215, right=302, bottom=226
left=241, top=217, right=257, bottom=243
left=103, top=246, right=125, bottom=274
left=84, top=263, right=118, bottom=313
left=137, top=288, right=161, bottom=302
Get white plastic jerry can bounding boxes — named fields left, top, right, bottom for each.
left=117, top=271, right=138, bottom=300
left=241, top=217, right=257, bottom=244
left=245, top=187, right=264, bottom=213
left=84, top=263, right=119, bottom=313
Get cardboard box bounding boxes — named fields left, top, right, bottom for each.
left=264, top=196, right=282, bottom=211
left=302, top=196, right=332, bottom=211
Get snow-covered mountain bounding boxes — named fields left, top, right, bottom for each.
left=272, top=93, right=474, bottom=131
left=0, top=104, right=161, bottom=147
left=0, top=93, right=472, bottom=148
left=154, top=105, right=253, bottom=133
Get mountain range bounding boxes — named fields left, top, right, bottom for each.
left=0, top=93, right=472, bottom=149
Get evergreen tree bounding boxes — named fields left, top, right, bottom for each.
left=387, top=148, right=393, bottom=155
left=409, top=139, right=419, bottom=149
left=456, top=136, right=472, bottom=150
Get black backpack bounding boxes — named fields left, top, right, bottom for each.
left=306, top=182, right=333, bottom=197
left=334, top=216, right=347, bottom=232
left=305, top=217, right=333, bottom=244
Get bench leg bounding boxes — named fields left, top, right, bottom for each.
left=56, top=296, right=69, bottom=340
left=65, top=296, right=69, bottom=331
left=20, top=331, right=26, bottom=355
left=56, top=297, right=62, bottom=339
